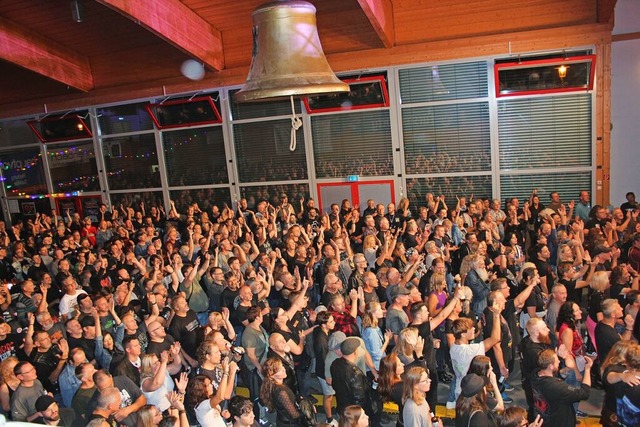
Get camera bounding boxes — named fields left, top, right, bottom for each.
left=229, top=345, right=245, bottom=356
left=51, top=344, right=63, bottom=357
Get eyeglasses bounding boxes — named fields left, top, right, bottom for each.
left=19, top=367, right=35, bottom=375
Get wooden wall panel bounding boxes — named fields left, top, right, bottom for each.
left=393, top=0, right=596, bottom=44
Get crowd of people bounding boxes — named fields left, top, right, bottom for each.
left=0, top=187, right=639, bottom=427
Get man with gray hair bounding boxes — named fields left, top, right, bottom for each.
left=464, top=254, right=493, bottom=315
left=348, top=253, right=368, bottom=292
left=595, top=298, right=634, bottom=363
left=88, top=386, right=121, bottom=425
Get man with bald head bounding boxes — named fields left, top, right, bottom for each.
left=321, top=273, right=343, bottom=307
left=545, top=284, right=567, bottom=344
left=267, top=332, right=298, bottom=394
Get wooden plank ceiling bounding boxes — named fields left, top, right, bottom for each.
left=0, top=0, right=613, bottom=118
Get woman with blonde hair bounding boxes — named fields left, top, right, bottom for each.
left=402, top=366, right=438, bottom=427
left=204, top=308, right=236, bottom=342
left=136, top=404, right=165, bottom=427
left=586, top=270, right=610, bottom=351
left=394, top=327, right=425, bottom=369
left=0, top=356, right=19, bottom=416
left=362, top=234, right=379, bottom=270
left=140, top=352, right=188, bottom=412
left=361, top=301, right=393, bottom=370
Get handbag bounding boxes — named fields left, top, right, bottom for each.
left=296, top=396, right=318, bottom=427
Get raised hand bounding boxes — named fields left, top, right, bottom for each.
left=174, top=372, right=188, bottom=393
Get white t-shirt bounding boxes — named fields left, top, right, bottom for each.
left=450, top=342, right=484, bottom=398
left=195, top=399, right=226, bottom=427
left=59, top=289, right=87, bottom=316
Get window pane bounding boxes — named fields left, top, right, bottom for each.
left=0, top=148, right=47, bottom=196
left=500, top=172, right=591, bottom=205
left=399, top=61, right=488, bottom=104
left=97, top=102, right=154, bottom=134
left=312, top=110, right=393, bottom=178
left=240, top=183, right=310, bottom=210
left=498, top=94, right=592, bottom=170
left=109, top=191, right=164, bottom=209
left=102, top=134, right=161, bottom=190
left=407, top=175, right=493, bottom=210
left=234, top=119, right=307, bottom=182
left=403, top=103, right=491, bottom=174
left=229, top=89, right=302, bottom=120
left=163, top=127, right=228, bottom=186
left=47, top=141, right=100, bottom=192
left=170, top=188, right=232, bottom=214
left=497, top=59, right=593, bottom=96
left=0, top=118, right=44, bottom=147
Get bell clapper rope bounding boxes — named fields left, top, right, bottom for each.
left=289, top=96, right=302, bottom=152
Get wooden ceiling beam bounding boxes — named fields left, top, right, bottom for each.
left=355, top=0, right=395, bottom=48
left=597, top=0, right=616, bottom=24
left=96, top=0, right=224, bottom=71
left=0, top=17, right=93, bottom=92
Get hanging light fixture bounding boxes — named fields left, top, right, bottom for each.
left=556, top=64, right=569, bottom=79
left=235, top=0, right=349, bottom=102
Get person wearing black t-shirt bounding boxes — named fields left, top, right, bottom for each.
left=168, top=294, right=202, bottom=368
left=595, top=299, right=633, bottom=364
left=145, top=320, right=175, bottom=357
left=531, top=348, right=592, bottom=427
left=532, top=244, right=555, bottom=295
left=520, top=318, right=553, bottom=421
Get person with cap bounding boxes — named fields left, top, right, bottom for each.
left=531, top=348, right=593, bottom=427
left=591, top=243, right=619, bottom=272
left=386, top=285, right=411, bottom=342
left=454, top=372, right=502, bottom=427
left=330, top=336, right=381, bottom=426
left=32, top=394, right=77, bottom=426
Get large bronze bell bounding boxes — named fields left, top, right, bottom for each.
left=235, top=0, right=349, bottom=102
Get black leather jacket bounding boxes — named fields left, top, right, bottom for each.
left=330, top=357, right=372, bottom=415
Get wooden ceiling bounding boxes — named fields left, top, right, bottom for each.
left=0, top=0, right=615, bottom=119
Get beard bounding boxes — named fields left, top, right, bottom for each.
left=538, top=331, right=552, bottom=345
left=476, top=267, right=489, bottom=282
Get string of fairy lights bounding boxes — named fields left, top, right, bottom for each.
left=1, top=132, right=211, bottom=200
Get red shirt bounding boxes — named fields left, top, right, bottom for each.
left=329, top=306, right=359, bottom=337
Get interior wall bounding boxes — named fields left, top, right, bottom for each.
left=610, top=0, right=640, bottom=206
